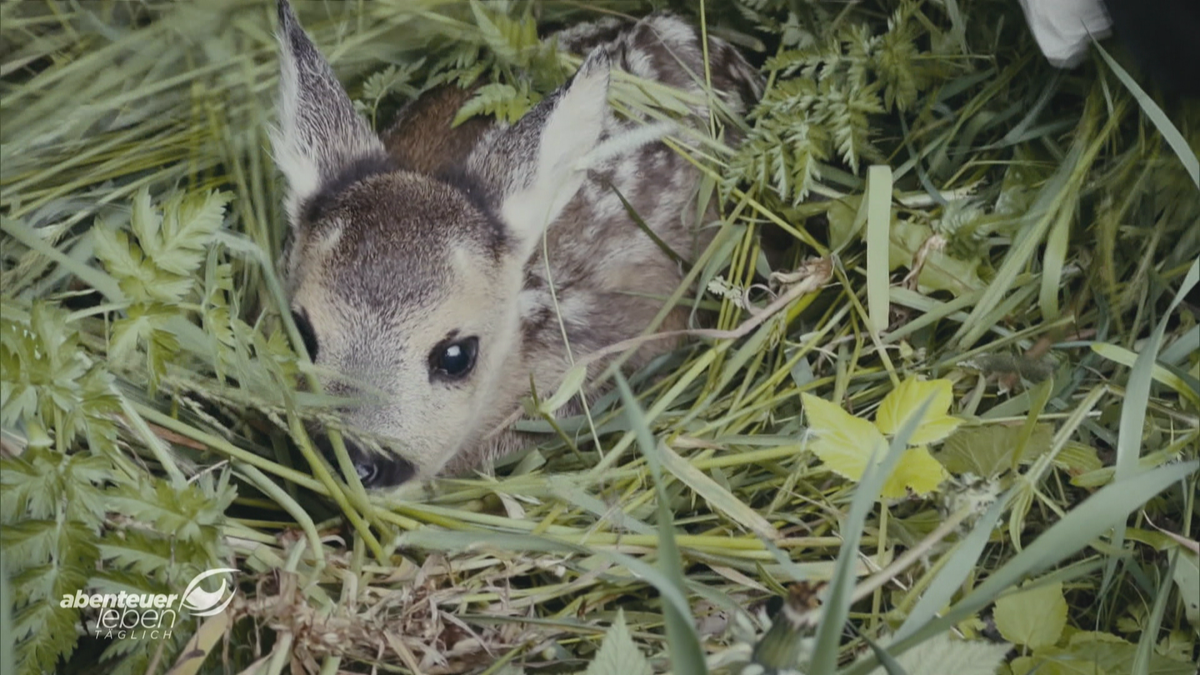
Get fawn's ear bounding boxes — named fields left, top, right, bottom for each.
left=273, top=0, right=387, bottom=224
left=471, top=48, right=612, bottom=260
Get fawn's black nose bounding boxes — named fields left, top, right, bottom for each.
left=314, top=434, right=416, bottom=489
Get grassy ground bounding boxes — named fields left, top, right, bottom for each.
left=1, top=1, right=1198, bottom=674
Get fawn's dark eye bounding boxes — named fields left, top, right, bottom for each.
left=292, top=309, right=319, bottom=360
left=429, top=336, right=478, bottom=380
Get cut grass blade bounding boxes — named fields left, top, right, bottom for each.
left=1038, top=196, right=1073, bottom=321
left=1093, top=42, right=1199, bottom=188
left=658, top=442, right=780, bottom=541
left=1132, top=550, right=1180, bottom=675
left=615, top=373, right=708, bottom=675
left=1102, top=257, right=1199, bottom=594
left=1090, top=343, right=1200, bottom=408
left=866, top=165, right=893, bottom=335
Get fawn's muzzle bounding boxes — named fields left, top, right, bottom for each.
left=314, top=433, right=417, bottom=489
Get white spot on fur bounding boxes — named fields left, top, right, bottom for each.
left=623, top=48, right=655, bottom=80
left=518, top=288, right=549, bottom=319
left=647, top=15, right=696, bottom=48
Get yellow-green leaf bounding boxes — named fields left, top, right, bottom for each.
left=803, top=393, right=888, bottom=484
left=881, top=445, right=948, bottom=499
left=804, top=394, right=944, bottom=497
left=876, top=378, right=962, bottom=445
left=802, top=393, right=873, bottom=438
left=994, top=581, right=1068, bottom=649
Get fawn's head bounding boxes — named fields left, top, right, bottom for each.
left=272, top=0, right=610, bottom=486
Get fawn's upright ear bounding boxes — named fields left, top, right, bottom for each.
left=470, top=47, right=613, bottom=260
left=273, top=0, right=387, bottom=224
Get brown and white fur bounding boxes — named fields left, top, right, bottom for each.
left=273, top=1, right=762, bottom=488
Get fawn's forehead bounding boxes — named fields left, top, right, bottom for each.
left=291, top=168, right=509, bottom=312
left=301, top=164, right=505, bottom=256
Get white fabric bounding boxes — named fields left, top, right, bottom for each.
left=1017, top=0, right=1113, bottom=67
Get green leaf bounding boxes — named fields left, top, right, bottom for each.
left=1013, top=632, right=1198, bottom=675
left=104, top=477, right=233, bottom=553
left=864, top=631, right=1009, bottom=675
left=1171, top=550, right=1199, bottom=627
left=0, top=522, right=60, bottom=575
left=584, top=610, right=653, bottom=675
left=91, top=226, right=152, bottom=296
left=151, top=189, right=230, bottom=276
left=936, top=424, right=1054, bottom=479
left=453, top=82, right=531, bottom=125
left=993, top=580, right=1068, bottom=649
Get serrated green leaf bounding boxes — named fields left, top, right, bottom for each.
left=1171, top=550, right=1199, bottom=626
left=803, top=392, right=885, bottom=457
left=584, top=610, right=653, bottom=675
left=865, top=631, right=1009, bottom=675
left=0, top=521, right=59, bottom=574
left=993, top=580, right=1068, bottom=649
left=453, top=81, right=533, bottom=125
left=1013, top=632, right=1198, bottom=675
left=97, top=531, right=175, bottom=577
left=936, top=424, right=1054, bottom=478
left=154, top=190, right=230, bottom=275
left=92, top=226, right=151, bottom=294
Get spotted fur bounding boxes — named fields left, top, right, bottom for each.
left=273, top=0, right=763, bottom=488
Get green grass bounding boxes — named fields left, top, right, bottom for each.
left=1, top=1, right=1198, bottom=674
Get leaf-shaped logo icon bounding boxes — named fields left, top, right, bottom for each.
left=179, top=568, right=239, bottom=617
